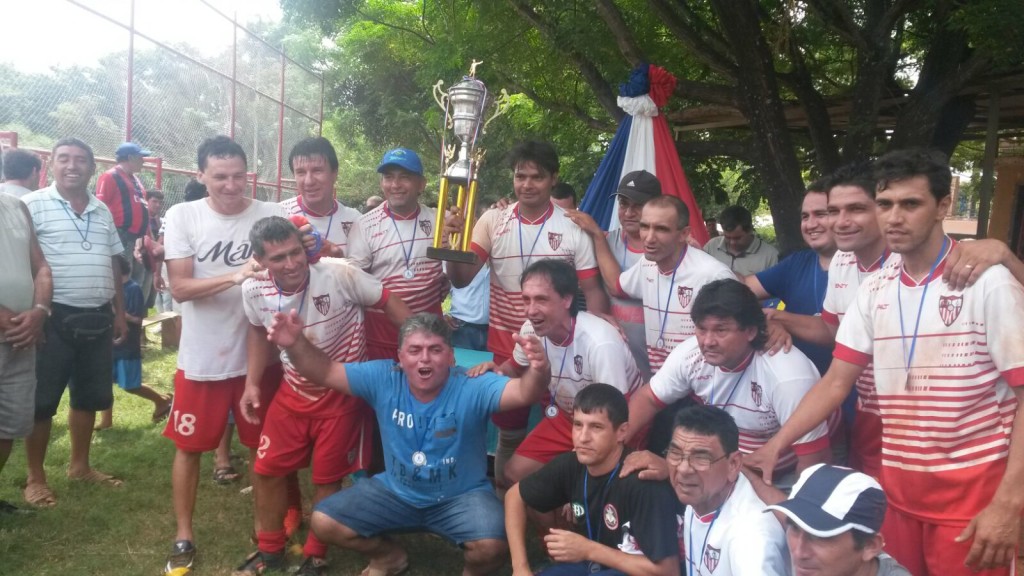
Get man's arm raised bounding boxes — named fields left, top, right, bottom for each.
left=167, top=257, right=258, bottom=303
left=266, top=309, right=352, bottom=395
left=498, top=333, right=550, bottom=411
left=566, top=209, right=625, bottom=297
left=744, top=359, right=862, bottom=485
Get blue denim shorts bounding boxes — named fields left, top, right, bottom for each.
left=314, top=477, right=506, bottom=546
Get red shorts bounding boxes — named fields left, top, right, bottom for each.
left=882, top=505, right=1016, bottom=576
left=515, top=411, right=573, bottom=463
left=162, top=364, right=282, bottom=452
left=254, top=397, right=373, bottom=484
left=848, top=407, right=882, bottom=479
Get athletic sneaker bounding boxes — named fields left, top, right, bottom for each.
left=295, top=556, right=328, bottom=576
left=164, top=540, right=196, bottom=575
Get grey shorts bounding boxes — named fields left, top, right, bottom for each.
left=0, top=343, right=36, bottom=439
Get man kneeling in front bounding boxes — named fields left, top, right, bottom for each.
left=265, top=312, right=551, bottom=575
left=506, top=383, right=682, bottom=576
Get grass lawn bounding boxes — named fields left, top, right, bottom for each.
left=0, top=327, right=538, bottom=576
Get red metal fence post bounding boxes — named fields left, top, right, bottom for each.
left=276, top=50, right=286, bottom=203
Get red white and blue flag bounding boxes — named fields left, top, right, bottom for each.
left=579, top=64, right=709, bottom=245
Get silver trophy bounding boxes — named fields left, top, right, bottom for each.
left=428, top=60, right=509, bottom=263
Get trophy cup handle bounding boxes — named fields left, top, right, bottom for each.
left=432, top=80, right=449, bottom=111
left=483, top=89, right=511, bottom=133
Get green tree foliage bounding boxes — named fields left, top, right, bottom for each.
left=282, top=0, right=1024, bottom=251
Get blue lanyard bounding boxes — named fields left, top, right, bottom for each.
left=654, top=246, right=689, bottom=346
left=619, top=231, right=629, bottom=269
left=542, top=317, right=575, bottom=412
left=59, top=200, right=92, bottom=244
left=299, top=197, right=335, bottom=243
left=709, top=352, right=753, bottom=407
left=518, top=206, right=550, bottom=268
left=897, top=237, right=949, bottom=374
left=275, top=274, right=309, bottom=318
left=687, top=507, right=721, bottom=576
left=387, top=206, right=419, bottom=272
left=583, top=460, right=622, bottom=542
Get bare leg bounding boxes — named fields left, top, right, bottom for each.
left=128, top=385, right=171, bottom=407
left=503, top=454, right=544, bottom=487
left=66, top=408, right=96, bottom=477
left=96, top=408, right=113, bottom=430
left=214, top=423, right=234, bottom=470
left=462, top=538, right=508, bottom=576
left=254, top=472, right=287, bottom=540
left=494, top=428, right=528, bottom=494
left=310, top=511, right=407, bottom=570
left=23, top=418, right=52, bottom=502
left=172, top=448, right=202, bottom=542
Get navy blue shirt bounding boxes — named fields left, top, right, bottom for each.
left=755, top=249, right=832, bottom=374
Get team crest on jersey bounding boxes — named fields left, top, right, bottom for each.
left=548, top=232, right=563, bottom=250
left=703, top=545, right=721, bottom=572
left=750, top=381, right=763, bottom=407
left=938, top=294, right=963, bottom=326
left=342, top=221, right=353, bottom=235
left=572, top=502, right=586, bottom=519
left=574, top=354, right=583, bottom=374
left=677, top=286, right=693, bottom=308
left=313, top=294, right=331, bottom=316
left=603, top=504, right=619, bottom=530
left=418, top=219, right=433, bottom=235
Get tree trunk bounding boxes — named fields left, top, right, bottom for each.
left=709, top=0, right=805, bottom=253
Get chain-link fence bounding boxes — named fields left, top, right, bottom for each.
left=0, top=0, right=322, bottom=207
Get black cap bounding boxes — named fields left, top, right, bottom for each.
left=613, top=170, right=661, bottom=203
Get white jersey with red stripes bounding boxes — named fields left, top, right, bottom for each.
left=470, top=201, right=599, bottom=361
left=347, top=202, right=448, bottom=348
left=834, top=248, right=1024, bottom=523
left=242, top=258, right=387, bottom=416
left=650, top=337, right=831, bottom=471
left=280, top=196, right=361, bottom=256
left=511, top=311, right=642, bottom=413
left=617, top=248, right=734, bottom=373
left=821, top=249, right=897, bottom=416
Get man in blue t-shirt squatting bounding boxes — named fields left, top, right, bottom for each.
left=265, top=310, right=552, bottom=576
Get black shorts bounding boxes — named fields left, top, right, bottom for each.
left=35, top=303, right=115, bottom=419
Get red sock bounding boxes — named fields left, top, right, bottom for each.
left=302, top=532, right=328, bottom=559
left=257, top=529, right=288, bottom=555
left=284, top=506, right=303, bottom=538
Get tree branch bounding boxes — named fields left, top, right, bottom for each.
left=878, top=0, right=921, bottom=36
left=674, top=78, right=740, bottom=108
left=804, top=0, right=869, bottom=51
left=594, top=0, right=646, bottom=67
left=494, top=71, right=618, bottom=132
left=675, top=137, right=755, bottom=162
left=352, top=7, right=435, bottom=46
left=505, top=0, right=623, bottom=122
left=646, top=0, right=738, bottom=79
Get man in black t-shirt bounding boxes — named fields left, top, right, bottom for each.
left=505, top=384, right=682, bottom=576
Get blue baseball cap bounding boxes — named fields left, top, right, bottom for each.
left=116, top=142, right=152, bottom=157
left=377, top=147, right=423, bottom=176
left=764, top=464, right=887, bottom=537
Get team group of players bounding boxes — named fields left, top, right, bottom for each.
left=149, top=133, right=1023, bottom=576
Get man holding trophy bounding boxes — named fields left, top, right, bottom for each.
left=432, top=66, right=610, bottom=490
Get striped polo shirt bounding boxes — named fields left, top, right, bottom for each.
left=22, top=185, right=122, bottom=308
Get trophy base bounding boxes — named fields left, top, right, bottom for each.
left=427, top=247, right=478, bottom=265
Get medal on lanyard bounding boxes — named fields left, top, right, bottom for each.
left=655, top=247, right=688, bottom=349
left=897, top=237, right=948, bottom=388
left=60, top=201, right=93, bottom=251
left=543, top=317, right=575, bottom=418
left=388, top=207, right=420, bottom=279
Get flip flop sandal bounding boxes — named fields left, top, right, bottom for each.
left=22, top=483, right=56, bottom=507
left=67, top=469, right=124, bottom=487
left=213, top=465, right=241, bottom=485
left=152, top=395, right=174, bottom=422
left=233, top=550, right=285, bottom=575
